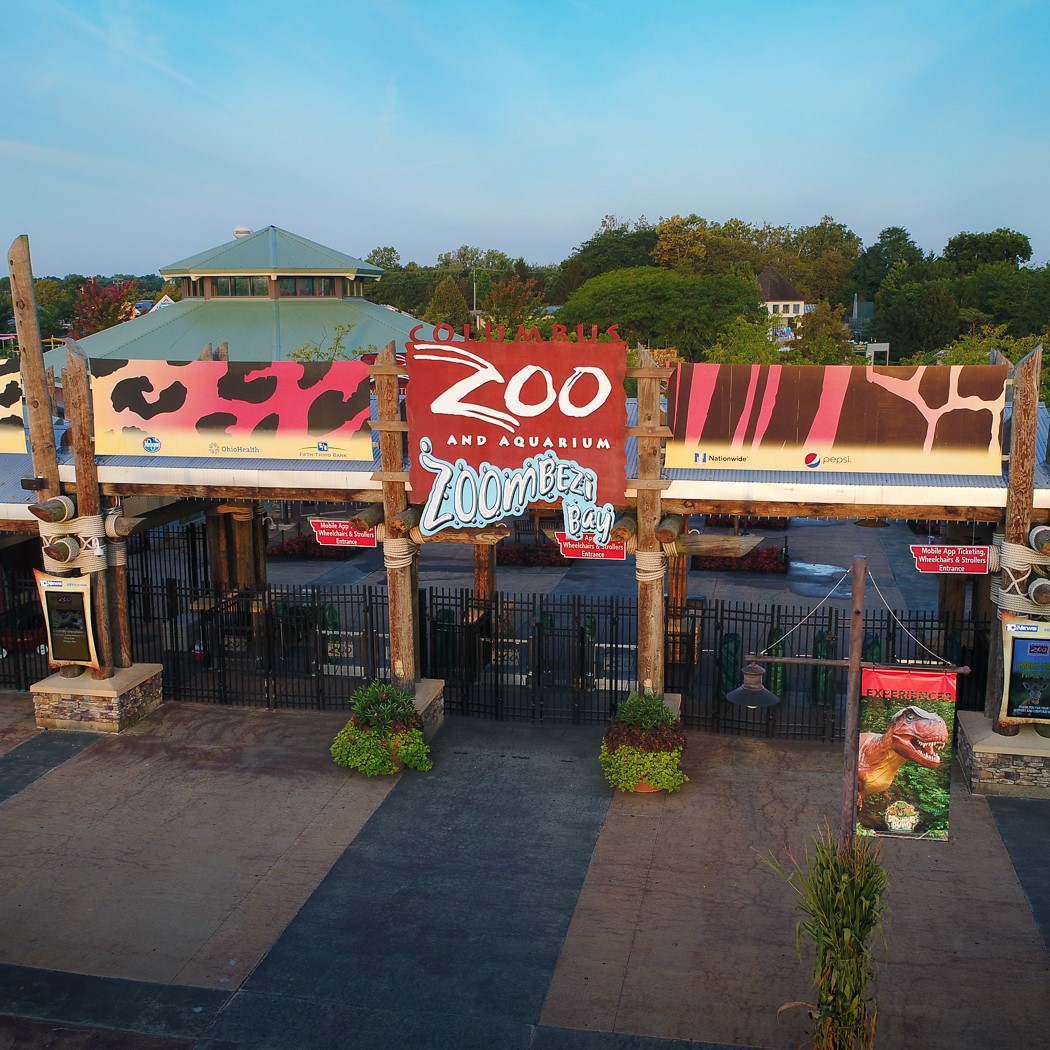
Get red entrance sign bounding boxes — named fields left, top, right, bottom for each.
left=308, top=520, right=377, bottom=548
left=909, top=545, right=991, bottom=574
left=554, top=532, right=626, bottom=560
left=406, top=338, right=627, bottom=507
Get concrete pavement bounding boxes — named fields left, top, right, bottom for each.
left=0, top=693, right=1048, bottom=1048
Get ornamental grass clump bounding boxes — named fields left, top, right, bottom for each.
left=599, top=692, right=688, bottom=792
left=330, top=681, right=433, bottom=776
left=762, top=824, right=888, bottom=1050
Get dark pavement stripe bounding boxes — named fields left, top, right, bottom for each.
left=0, top=731, right=99, bottom=803
left=987, top=795, right=1050, bottom=953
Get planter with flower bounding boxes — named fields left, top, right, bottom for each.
left=330, top=681, right=433, bottom=776
left=599, top=692, right=688, bottom=793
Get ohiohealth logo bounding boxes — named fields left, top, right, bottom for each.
left=142, top=436, right=161, bottom=453
left=804, top=452, right=821, bottom=469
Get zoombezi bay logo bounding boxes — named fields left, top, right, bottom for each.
left=417, top=439, right=616, bottom=544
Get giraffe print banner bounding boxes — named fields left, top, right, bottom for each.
left=665, top=363, right=1007, bottom=475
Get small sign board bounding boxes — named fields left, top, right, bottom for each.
left=554, top=532, right=626, bottom=560
left=909, top=545, right=991, bottom=574
left=308, top=519, right=377, bottom=548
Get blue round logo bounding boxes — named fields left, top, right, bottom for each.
left=804, top=452, right=821, bottom=469
left=143, top=436, right=161, bottom=454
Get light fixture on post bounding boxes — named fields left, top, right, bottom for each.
left=726, top=662, right=780, bottom=709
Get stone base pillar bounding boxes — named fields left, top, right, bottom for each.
left=29, top=663, right=164, bottom=733
left=414, top=679, right=446, bottom=742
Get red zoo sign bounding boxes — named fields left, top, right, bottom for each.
left=308, top=519, right=377, bottom=548
left=406, top=338, right=627, bottom=508
left=909, top=545, right=992, bottom=574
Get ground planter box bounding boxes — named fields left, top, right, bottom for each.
left=691, top=545, right=788, bottom=573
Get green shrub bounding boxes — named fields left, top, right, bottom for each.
left=330, top=681, right=433, bottom=776
left=599, top=692, right=688, bottom=792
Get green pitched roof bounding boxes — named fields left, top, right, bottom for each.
left=159, top=226, right=383, bottom=278
left=52, top=297, right=428, bottom=368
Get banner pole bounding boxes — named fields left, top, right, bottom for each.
left=839, top=556, right=867, bottom=846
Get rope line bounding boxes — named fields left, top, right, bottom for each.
left=383, top=536, right=417, bottom=570
left=866, top=572, right=952, bottom=664
left=759, top=568, right=849, bottom=654
left=634, top=549, right=666, bottom=582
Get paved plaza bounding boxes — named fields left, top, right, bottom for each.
left=0, top=520, right=1047, bottom=1048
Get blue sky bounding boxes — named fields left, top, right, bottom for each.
left=3, top=0, right=1048, bottom=278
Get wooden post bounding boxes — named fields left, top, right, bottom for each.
left=839, top=556, right=867, bottom=847
left=63, top=342, right=114, bottom=679
left=632, top=349, right=670, bottom=695
left=474, top=544, right=497, bottom=602
left=988, top=345, right=1042, bottom=722
left=205, top=509, right=229, bottom=591
left=104, top=496, right=133, bottom=669
left=7, top=236, right=59, bottom=496
left=374, top=342, right=417, bottom=684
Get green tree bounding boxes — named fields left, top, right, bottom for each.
left=557, top=267, right=763, bottom=359
left=872, top=271, right=960, bottom=359
left=34, top=278, right=77, bottom=337
left=565, top=216, right=658, bottom=280
left=366, top=246, right=401, bottom=270
left=423, top=275, right=470, bottom=328
left=852, top=227, right=924, bottom=299
left=364, top=267, right=440, bottom=314
left=786, top=303, right=857, bottom=364
left=942, top=228, right=1032, bottom=273
left=0, top=278, right=12, bottom=334
left=481, top=275, right=544, bottom=330
left=703, top=317, right=782, bottom=364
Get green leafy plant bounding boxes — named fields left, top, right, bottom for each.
left=762, top=825, right=888, bottom=1050
left=330, top=682, right=432, bottom=775
left=599, top=692, right=688, bottom=792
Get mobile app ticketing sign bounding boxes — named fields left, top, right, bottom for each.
left=405, top=328, right=627, bottom=545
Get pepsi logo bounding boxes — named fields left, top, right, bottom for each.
left=804, top=452, right=821, bottom=469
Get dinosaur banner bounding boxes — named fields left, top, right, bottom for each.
left=665, top=363, right=1007, bottom=475
left=857, top=667, right=956, bottom=840
left=89, top=359, right=373, bottom=461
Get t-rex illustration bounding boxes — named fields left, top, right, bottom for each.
left=857, top=705, right=949, bottom=800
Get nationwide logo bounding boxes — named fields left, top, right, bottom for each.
left=142, top=436, right=161, bottom=453
left=804, top=452, right=821, bottom=469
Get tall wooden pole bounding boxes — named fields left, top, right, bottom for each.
left=7, top=236, right=59, bottom=496
left=63, top=342, right=114, bottom=679
left=374, top=342, right=417, bottom=684
left=839, top=556, right=867, bottom=846
left=987, top=345, right=1042, bottom=724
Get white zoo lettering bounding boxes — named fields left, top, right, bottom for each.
left=414, top=343, right=612, bottom=432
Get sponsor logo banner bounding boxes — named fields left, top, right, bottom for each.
left=406, top=339, right=627, bottom=541
left=90, top=360, right=373, bottom=461
left=858, top=667, right=956, bottom=840
left=666, top=363, right=1007, bottom=475
left=0, top=359, right=27, bottom=454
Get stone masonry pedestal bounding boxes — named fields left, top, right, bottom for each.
left=30, top=664, right=164, bottom=733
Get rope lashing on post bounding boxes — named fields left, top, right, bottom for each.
left=39, top=513, right=108, bottom=573
left=991, top=533, right=1050, bottom=614
left=634, top=549, right=666, bottom=582
left=106, top=539, right=127, bottom=567
left=383, top=536, right=417, bottom=570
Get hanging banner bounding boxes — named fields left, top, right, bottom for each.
left=1000, top=614, right=1050, bottom=722
left=857, top=667, right=956, bottom=840
left=405, top=335, right=627, bottom=543
left=89, top=359, right=373, bottom=461
left=0, top=358, right=27, bottom=454
left=665, top=363, right=1006, bottom=475
left=33, top=571, right=99, bottom=669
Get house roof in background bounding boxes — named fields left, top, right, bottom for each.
left=159, top=226, right=383, bottom=279
left=756, top=265, right=804, bottom=303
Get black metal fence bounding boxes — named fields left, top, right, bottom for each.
left=126, top=581, right=389, bottom=710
